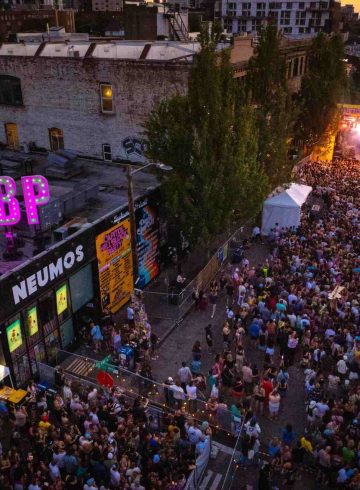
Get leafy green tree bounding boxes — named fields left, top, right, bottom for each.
left=144, top=24, right=268, bottom=246
left=246, top=25, right=293, bottom=187
left=297, top=33, right=346, bottom=146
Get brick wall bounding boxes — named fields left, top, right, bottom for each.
left=0, top=56, right=190, bottom=161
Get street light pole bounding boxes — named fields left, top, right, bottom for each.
left=126, top=164, right=138, bottom=284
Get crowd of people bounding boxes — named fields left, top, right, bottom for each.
left=162, top=158, right=360, bottom=487
left=1, top=156, right=360, bottom=489
left=0, top=371, right=213, bottom=490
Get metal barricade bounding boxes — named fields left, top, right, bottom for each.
left=54, top=349, right=240, bottom=435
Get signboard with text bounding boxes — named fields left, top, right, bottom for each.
left=96, top=219, right=133, bottom=313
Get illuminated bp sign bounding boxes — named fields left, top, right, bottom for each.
left=0, top=175, right=50, bottom=226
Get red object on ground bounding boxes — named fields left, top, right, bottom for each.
left=97, top=370, right=114, bottom=388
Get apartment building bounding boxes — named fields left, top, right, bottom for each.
left=221, top=0, right=341, bottom=36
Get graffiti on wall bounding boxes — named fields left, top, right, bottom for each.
left=121, top=136, right=147, bottom=162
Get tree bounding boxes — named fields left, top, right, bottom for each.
left=246, top=25, right=293, bottom=187
left=144, top=24, right=268, bottom=247
left=297, top=33, right=346, bottom=146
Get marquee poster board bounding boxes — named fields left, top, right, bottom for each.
left=136, top=205, right=160, bottom=288
left=96, top=219, right=133, bottom=313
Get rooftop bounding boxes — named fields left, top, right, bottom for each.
left=0, top=152, right=158, bottom=277
left=0, top=40, right=204, bottom=62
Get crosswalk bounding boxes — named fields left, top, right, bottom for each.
left=199, top=441, right=239, bottom=490
left=64, top=357, right=95, bottom=378
left=199, top=470, right=223, bottom=490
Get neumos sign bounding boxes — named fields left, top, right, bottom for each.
left=12, top=245, right=85, bottom=305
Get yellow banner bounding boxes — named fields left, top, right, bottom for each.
left=7, top=320, right=22, bottom=353
left=96, top=219, right=133, bottom=314
left=56, top=284, right=68, bottom=315
left=27, top=306, right=39, bottom=336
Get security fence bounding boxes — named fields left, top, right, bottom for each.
left=141, top=219, right=254, bottom=326
left=54, top=349, right=236, bottom=435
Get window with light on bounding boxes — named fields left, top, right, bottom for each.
left=100, top=83, right=114, bottom=113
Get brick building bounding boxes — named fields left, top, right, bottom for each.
left=0, top=41, right=196, bottom=162
left=0, top=9, right=76, bottom=41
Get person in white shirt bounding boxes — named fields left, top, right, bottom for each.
left=337, top=358, right=348, bottom=378
left=178, top=362, right=192, bottom=391
left=49, top=460, right=61, bottom=481
left=110, top=464, right=121, bottom=488
left=187, top=423, right=202, bottom=445
left=171, top=382, right=185, bottom=408
left=315, top=399, right=330, bottom=419
left=186, top=381, right=197, bottom=413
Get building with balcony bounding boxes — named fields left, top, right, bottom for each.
left=221, top=0, right=341, bottom=36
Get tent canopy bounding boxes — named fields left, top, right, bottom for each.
left=261, top=183, right=312, bottom=235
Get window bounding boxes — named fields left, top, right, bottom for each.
left=0, top=75, right=23, bottom=106
left=293, top=57, right=299, bottom=76
left=268, top=10, right=279, bottom=21
left=227, top=2, right=237, bottom=14
left=100, top=83, right=113, bottom=113
left=241, top=2, right=251, bottom=16
left=49, top=127, right=64, bottom=151
left=269, top=2, right=281, bottom=8
left=256, top=2, right=266, bottom=15
left=296, top=10, right=306, bottom=24
left=320, top=1, right=328, bottom=8
left=252, top=19, right=262, bottom=30
left=5, top=122, right=19, bottom=149
left=298, top=2, right=304, bottom=8
left=286, top=2, right=292, bottom=8
left=283, top=26, right=293, bottom=33
left=59, top=318, right=75, bottom=349
left=38, top=291, right=57, bottom=337
left=102, top=143, right=112, bottom=161
left=238, top=19, right=248, bottom=32
left=280, top=10, right=291, bottom=24
left=70, top=265, right=94, bottom=312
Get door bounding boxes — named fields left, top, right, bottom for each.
left=49, top=127, right=64, bottom=151
left=5, top=123, right=19, bottom=149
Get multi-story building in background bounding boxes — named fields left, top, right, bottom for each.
left=341, top=4, right=358, bottom=23
left=0, top=8, right=76, bottom=41
left=92, top=0, right=122, bottom=11
left=221, top=0, right=341, bottom=36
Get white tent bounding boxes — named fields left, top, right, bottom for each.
left=261, top=183, right=312, bottom=235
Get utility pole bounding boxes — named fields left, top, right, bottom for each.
left=126, top=164, right=138, bottom=284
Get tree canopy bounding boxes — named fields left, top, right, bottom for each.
left=144, top=24, right=268, bottom=246
left=296, top=33, right=346, bottom=146
left=246, top=25, right=294, bottom=187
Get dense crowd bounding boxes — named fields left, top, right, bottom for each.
left=1, top=157, right=360, bottom=489
left=0, top=370, right=213, bottom=490
left=163, top=158, right=360, bottom=487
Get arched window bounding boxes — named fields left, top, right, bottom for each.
left=0, top=75, right=23, bottom=106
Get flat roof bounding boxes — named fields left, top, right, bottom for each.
left=0, top=40, right=203, bottom=61
left=0, top=152, right=158, bottom=276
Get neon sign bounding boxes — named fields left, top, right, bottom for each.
left=0, top=175, right=50, bottom=226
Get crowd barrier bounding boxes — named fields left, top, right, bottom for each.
left=52, top=349, right=236, bottom=435
left=141, top=219, right=254, bottom=325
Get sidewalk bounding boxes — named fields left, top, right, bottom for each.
left=123, top=221, right=254, bottom=345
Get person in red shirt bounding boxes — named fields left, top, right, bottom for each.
left=262, top=376, right=273, bottom=401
